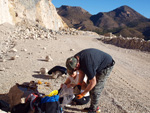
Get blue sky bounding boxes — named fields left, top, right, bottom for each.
left=52, top=0, right=150, bottom=18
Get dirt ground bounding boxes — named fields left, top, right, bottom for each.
left=0, top=25, right=150, bottom=113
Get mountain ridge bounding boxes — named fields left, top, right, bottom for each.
left=57, top=5, right=150, bottom=40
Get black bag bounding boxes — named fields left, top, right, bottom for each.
left=11, top=93, right=63, bottom=113
left=40, top=101, right=62, bottom=113
left=11, top=93, right=41, bottom=113
left=11, top=101, right=31, bottom=113
left=48, top=66, right=67, bottom=75
left=39, top=95, right=63, bottom=113
left=0, top=100, right=10, bottom=112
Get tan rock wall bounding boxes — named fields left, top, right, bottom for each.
left=0, top=0, right=67, bottom=30
left=0, top=0, right=13, bottom=24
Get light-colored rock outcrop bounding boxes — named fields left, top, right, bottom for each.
left=0, top=0, right=67, bottom=30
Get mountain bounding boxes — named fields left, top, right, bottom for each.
left=57, top=5, right=99, bottom=31
left=57, top=5, right=150, bottom=40
left=91, top=5, right=148, bottom=29
left=107, top=5, right=148, bottom=25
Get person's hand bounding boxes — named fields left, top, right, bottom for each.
left=76, top=93, right=85, bottom=99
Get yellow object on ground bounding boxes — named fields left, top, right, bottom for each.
left=38, top=80, right=42, bottom=85
left=46, top=90, right=58, bottom=97
left=44, top=82, right=48, bottom=84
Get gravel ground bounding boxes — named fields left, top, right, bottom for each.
left=0, top=24, right=150, bottom=113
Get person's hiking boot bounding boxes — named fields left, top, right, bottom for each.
left=83, top=106, right=101, bottom=113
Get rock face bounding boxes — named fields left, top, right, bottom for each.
left=0, top=0, right=67, bottom=30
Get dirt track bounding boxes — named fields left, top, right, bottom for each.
left=0, top=33, right=150, bottom=113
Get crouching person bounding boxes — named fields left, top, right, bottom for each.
left=66, top=48, right=115, bottom=113
left=59, top=70, right=90, bottom=106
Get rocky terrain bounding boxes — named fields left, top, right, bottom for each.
left=0, top=0, right=150, bottom=113
left=0, top=22, right=150, bottom=113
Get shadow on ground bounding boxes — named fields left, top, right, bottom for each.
left=64, top=106, right=84, bottom=113
left=32, top=74, right=54, bottom=79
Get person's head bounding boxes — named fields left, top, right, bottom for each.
left=66, top=56, right=79, bottom=76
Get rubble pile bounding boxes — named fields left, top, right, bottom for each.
left=99, top=33, right=150, bottom=52
left=0, top=21, right=98, bottom=61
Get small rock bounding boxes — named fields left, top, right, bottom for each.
left=0, top=59, right=6, bottom=62
left=21, top=49, right=27, bottom=52
left=10, top=48, right=17, bottom=52
left=0, top=68, right=5, bottom=71
left=15, top=55, right=19, bottom=58
left=45, top=55, right=53, bottom=62
left=28, top=52, right=32, bottom=55
left=70, top=49, right=75, bottom=51
left=10, top=55, right=19, bottom=60
left=40, top=68, right=48, bottom=75
left=10, top=56, right=15, bottom=60
left=43, top=47, right=47, bottom=50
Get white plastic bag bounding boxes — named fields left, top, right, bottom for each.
left=58, top=84, right=74, bottom=107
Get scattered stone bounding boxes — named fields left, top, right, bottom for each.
left=0, top=68, right=5, bottom=71
left=15, top=55, right=19, bottom=58
left=0, top=59, right=6, bottom=62
left=10, top=55, right=19, bottom=60
left=40, top=68, right=48, bottom=75
left=45, top=55, right=53, bottom=62
left=9, top=48, right=17, bottom=52
left=21, top=49, right=27, bottom=52
left=10, top=57, right=15, bottom=60
left=27, top=52, right=32, bottom=55
left=0, top=20, right=98, bottom=62
left=70, top=48, right=75, bottom=51
left=42, top=47, right=46, bottom=50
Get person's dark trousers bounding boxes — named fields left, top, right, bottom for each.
left=90, top=65, right=114, bottom=110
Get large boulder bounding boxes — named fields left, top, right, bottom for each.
left=0, top=0, right=67, bottom=30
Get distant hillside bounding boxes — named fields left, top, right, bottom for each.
left=57, top=5, right=99, bottom=31
left=57, top=5, right=150, bottom=40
